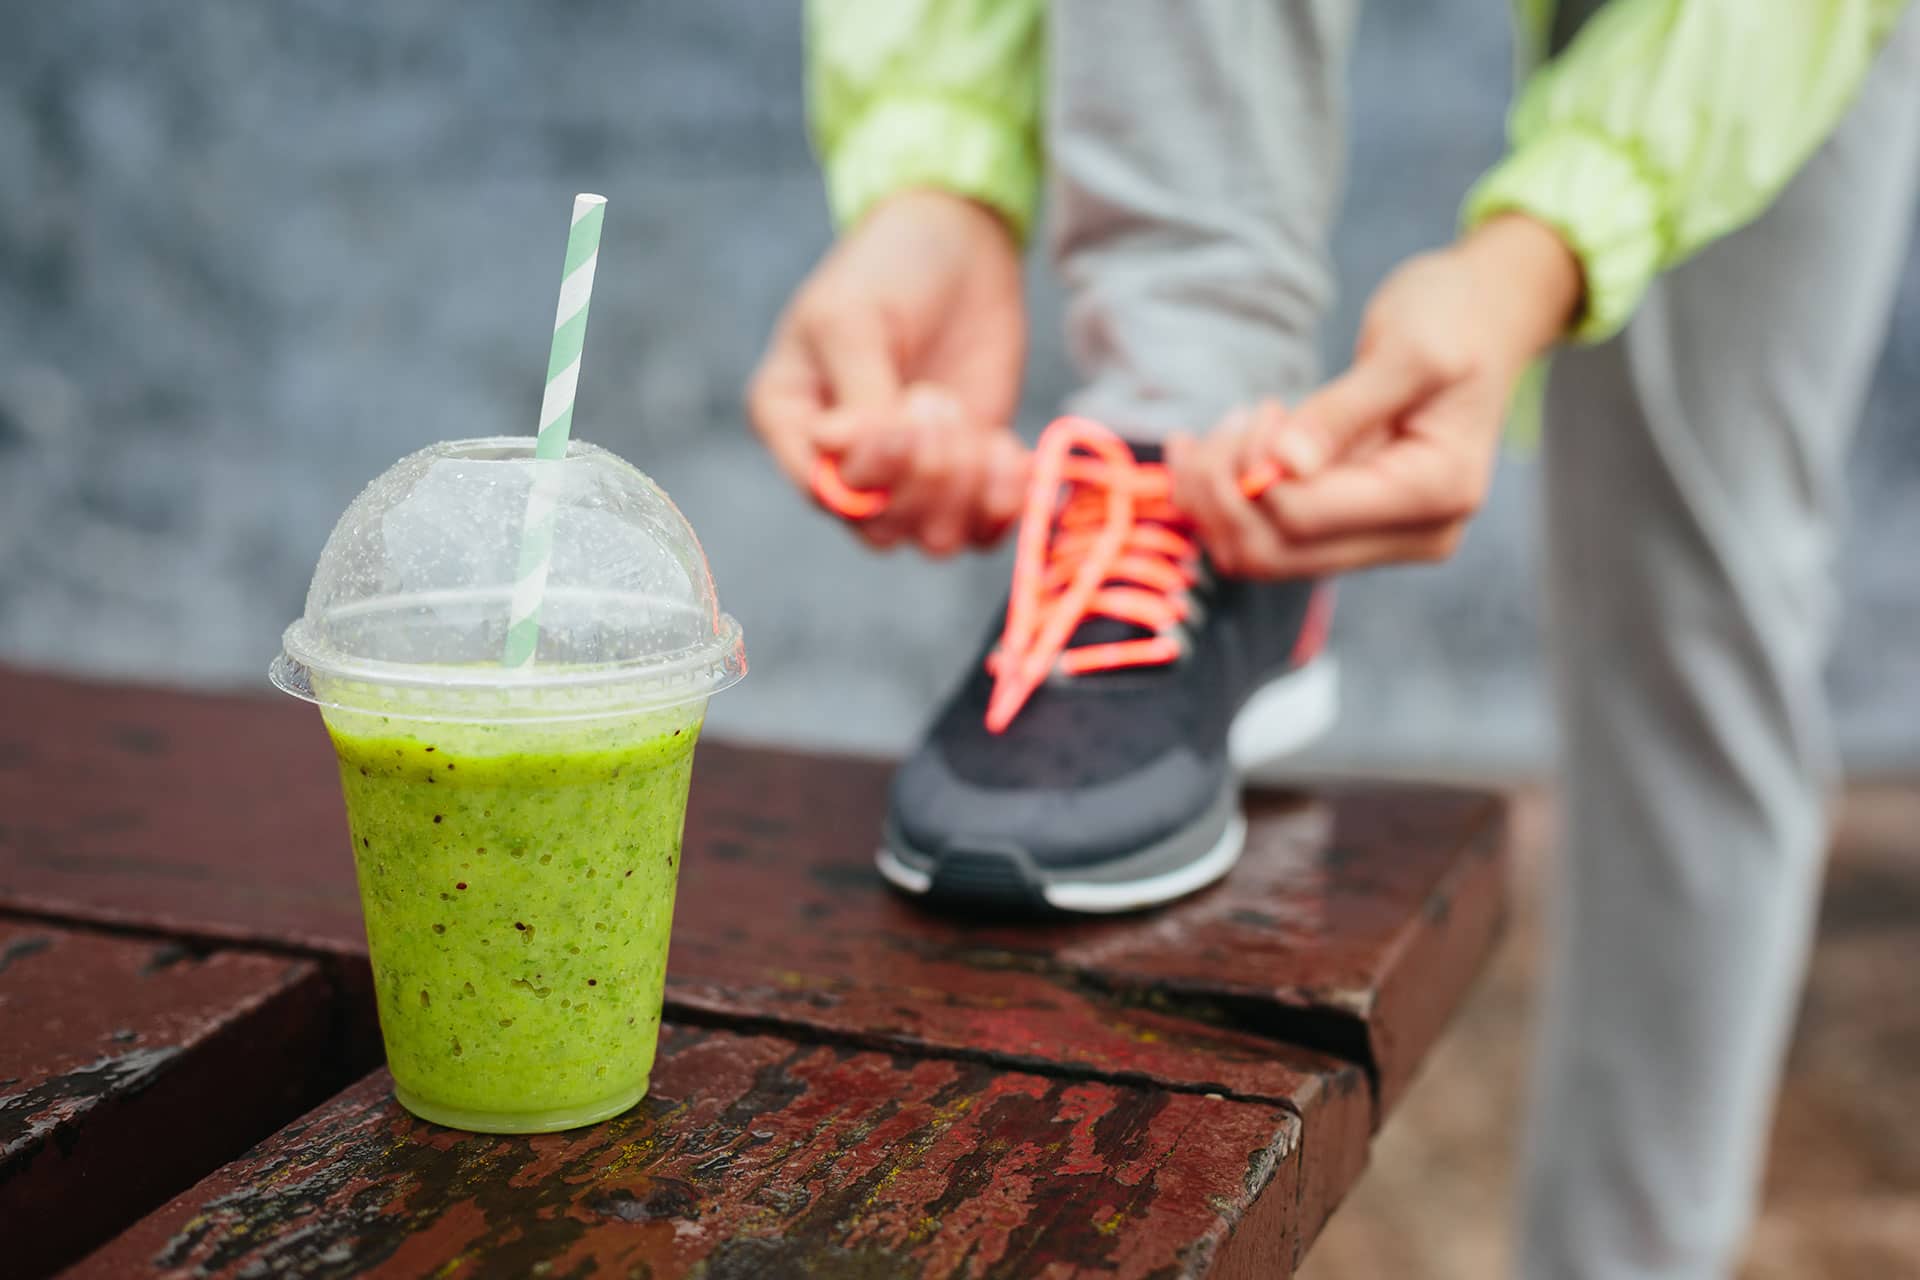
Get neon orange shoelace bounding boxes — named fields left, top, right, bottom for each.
left=813, top=416, right=1283, bottom=732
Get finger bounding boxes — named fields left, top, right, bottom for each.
left=815, top=393, right=925, bottom=520
left=809, top=308, right=901, bottom=411
left=1198, top=427, right=1286, bottom=578
left=809, top=402, right=866, bottom=455
left=971, top=434, right=1030, bottom=547
left=838, top=423, right=911, bottom=543
left=1277, top=351, right=1443, bottom=478
left=1169, top=423, right=1238, bottom=569
left=857, top=413, right=949, bottom=548
left=852, top=385, right=958, bottom=535
left=918, top=419, right=979, bottom=557
left=809, top=408, right=899, bottom=521
left=1259, top=396, right=1494, bottom=540
left=811, top=451, right=888, bottom=521
left=1246, top=398, right=1396, bottom=491
left=1212, top=467, right=1290, bottom=578
left=867, top=379, right=956, bottom=506
left=746, top=338, right=828, bottom=488
left=1250, top=518, right=1468, bottom=578
left=834, top=415, right=915, bottom=492
left=1166, top=433, right=1206, bottom=518
left=902, top=381, right=965, bottom=430
left=898, top=384, right=975, bottom=554
left=1178, top=410, right=1272, bottom=574
left=1235, top=400, right=1290, bottom=496
left=1180, top=421, right=1258, bottom=574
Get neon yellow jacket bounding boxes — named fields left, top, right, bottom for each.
left=807, top=0, right=1910, bottom=342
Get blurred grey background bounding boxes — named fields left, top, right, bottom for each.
left=2, top=1, right=1916, bottom=774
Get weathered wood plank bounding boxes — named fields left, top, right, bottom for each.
left=667, top=757, right=1378, bottom=1250
left=0, top=664, right=1506, bottom=1269
left=0, top=664, right=362, bottom=954
left=0, top=663, right=1507, bottom=1122
left=1043, top=785, right=1511, bottom=1115
left=672, top=747, right=1506, bottom=1120
left=0, top=924, right=337, bottom=1279
left=69, top=1025, right=1309, bottom=1280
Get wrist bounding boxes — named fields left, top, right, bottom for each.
left=1457, top=214, right=1584, bottom=358
left=869, top=186, right=1022, bottom=254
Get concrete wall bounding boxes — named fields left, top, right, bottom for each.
left=3, top=1, right=1916, bottom=773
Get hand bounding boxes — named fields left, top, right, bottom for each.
left=1171, top=214, right=1583, bottom=576
left=746, top=188, right=1030, bottom=554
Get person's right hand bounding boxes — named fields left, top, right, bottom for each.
left=747, top=188, right=1030, bottom=554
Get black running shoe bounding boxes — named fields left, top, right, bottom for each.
left=877, top=417, right=1337, bottom=914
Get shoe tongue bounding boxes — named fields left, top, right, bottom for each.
left=1067, top=615, right=1155, bottom=649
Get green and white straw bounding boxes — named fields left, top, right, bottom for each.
left=504, top=192, right=607, bottom=668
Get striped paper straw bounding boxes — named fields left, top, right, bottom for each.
left=504, top=192, right=607, bottom=668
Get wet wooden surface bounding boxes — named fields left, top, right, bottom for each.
left=0, top=664, right=1510, bottom=1276
left=672, top=750, right=1506, bottom=1122
left=0, top=665, right=364, bottom=953
left=0, top=663, right=1506, bottom=1114
left=72, top=1025, right=1307, bottom=1280
left=0, top=923, right=339, bottom=1278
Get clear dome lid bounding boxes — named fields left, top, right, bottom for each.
left=271, top=436, right=745, bottom=723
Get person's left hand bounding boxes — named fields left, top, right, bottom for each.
left=1170, top=214, right=1583, bottom=577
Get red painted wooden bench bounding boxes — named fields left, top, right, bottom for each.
left=0, top=663, right=1508, bottom=1277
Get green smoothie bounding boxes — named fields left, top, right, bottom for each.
left=324, top=704, right=701, bottom=1132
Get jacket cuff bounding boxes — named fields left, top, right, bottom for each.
left=822, top=95, right=1039, bottom=242
left=1463, top=128, right=1666, bottom=343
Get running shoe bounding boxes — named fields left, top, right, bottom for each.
left=857, top=416, right=1338, bottom=913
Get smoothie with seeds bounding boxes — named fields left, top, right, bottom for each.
left=326, top=705, right=699, bottom=1132
left=275, top=435, right=745, bottom=1133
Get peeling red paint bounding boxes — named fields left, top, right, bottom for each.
left=73, top=1028, right=1304, bottom=1279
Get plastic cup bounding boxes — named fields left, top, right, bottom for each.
left=272, top=437, right=744, bottom=1133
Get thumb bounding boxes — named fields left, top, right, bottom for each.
left=1272, top=349, right=1438, bottom=479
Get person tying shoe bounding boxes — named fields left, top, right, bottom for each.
left=751, top=2, right=1918, bottom=1271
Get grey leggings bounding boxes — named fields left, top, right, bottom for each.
left=1046, top=2, right=1920, bottom=1275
